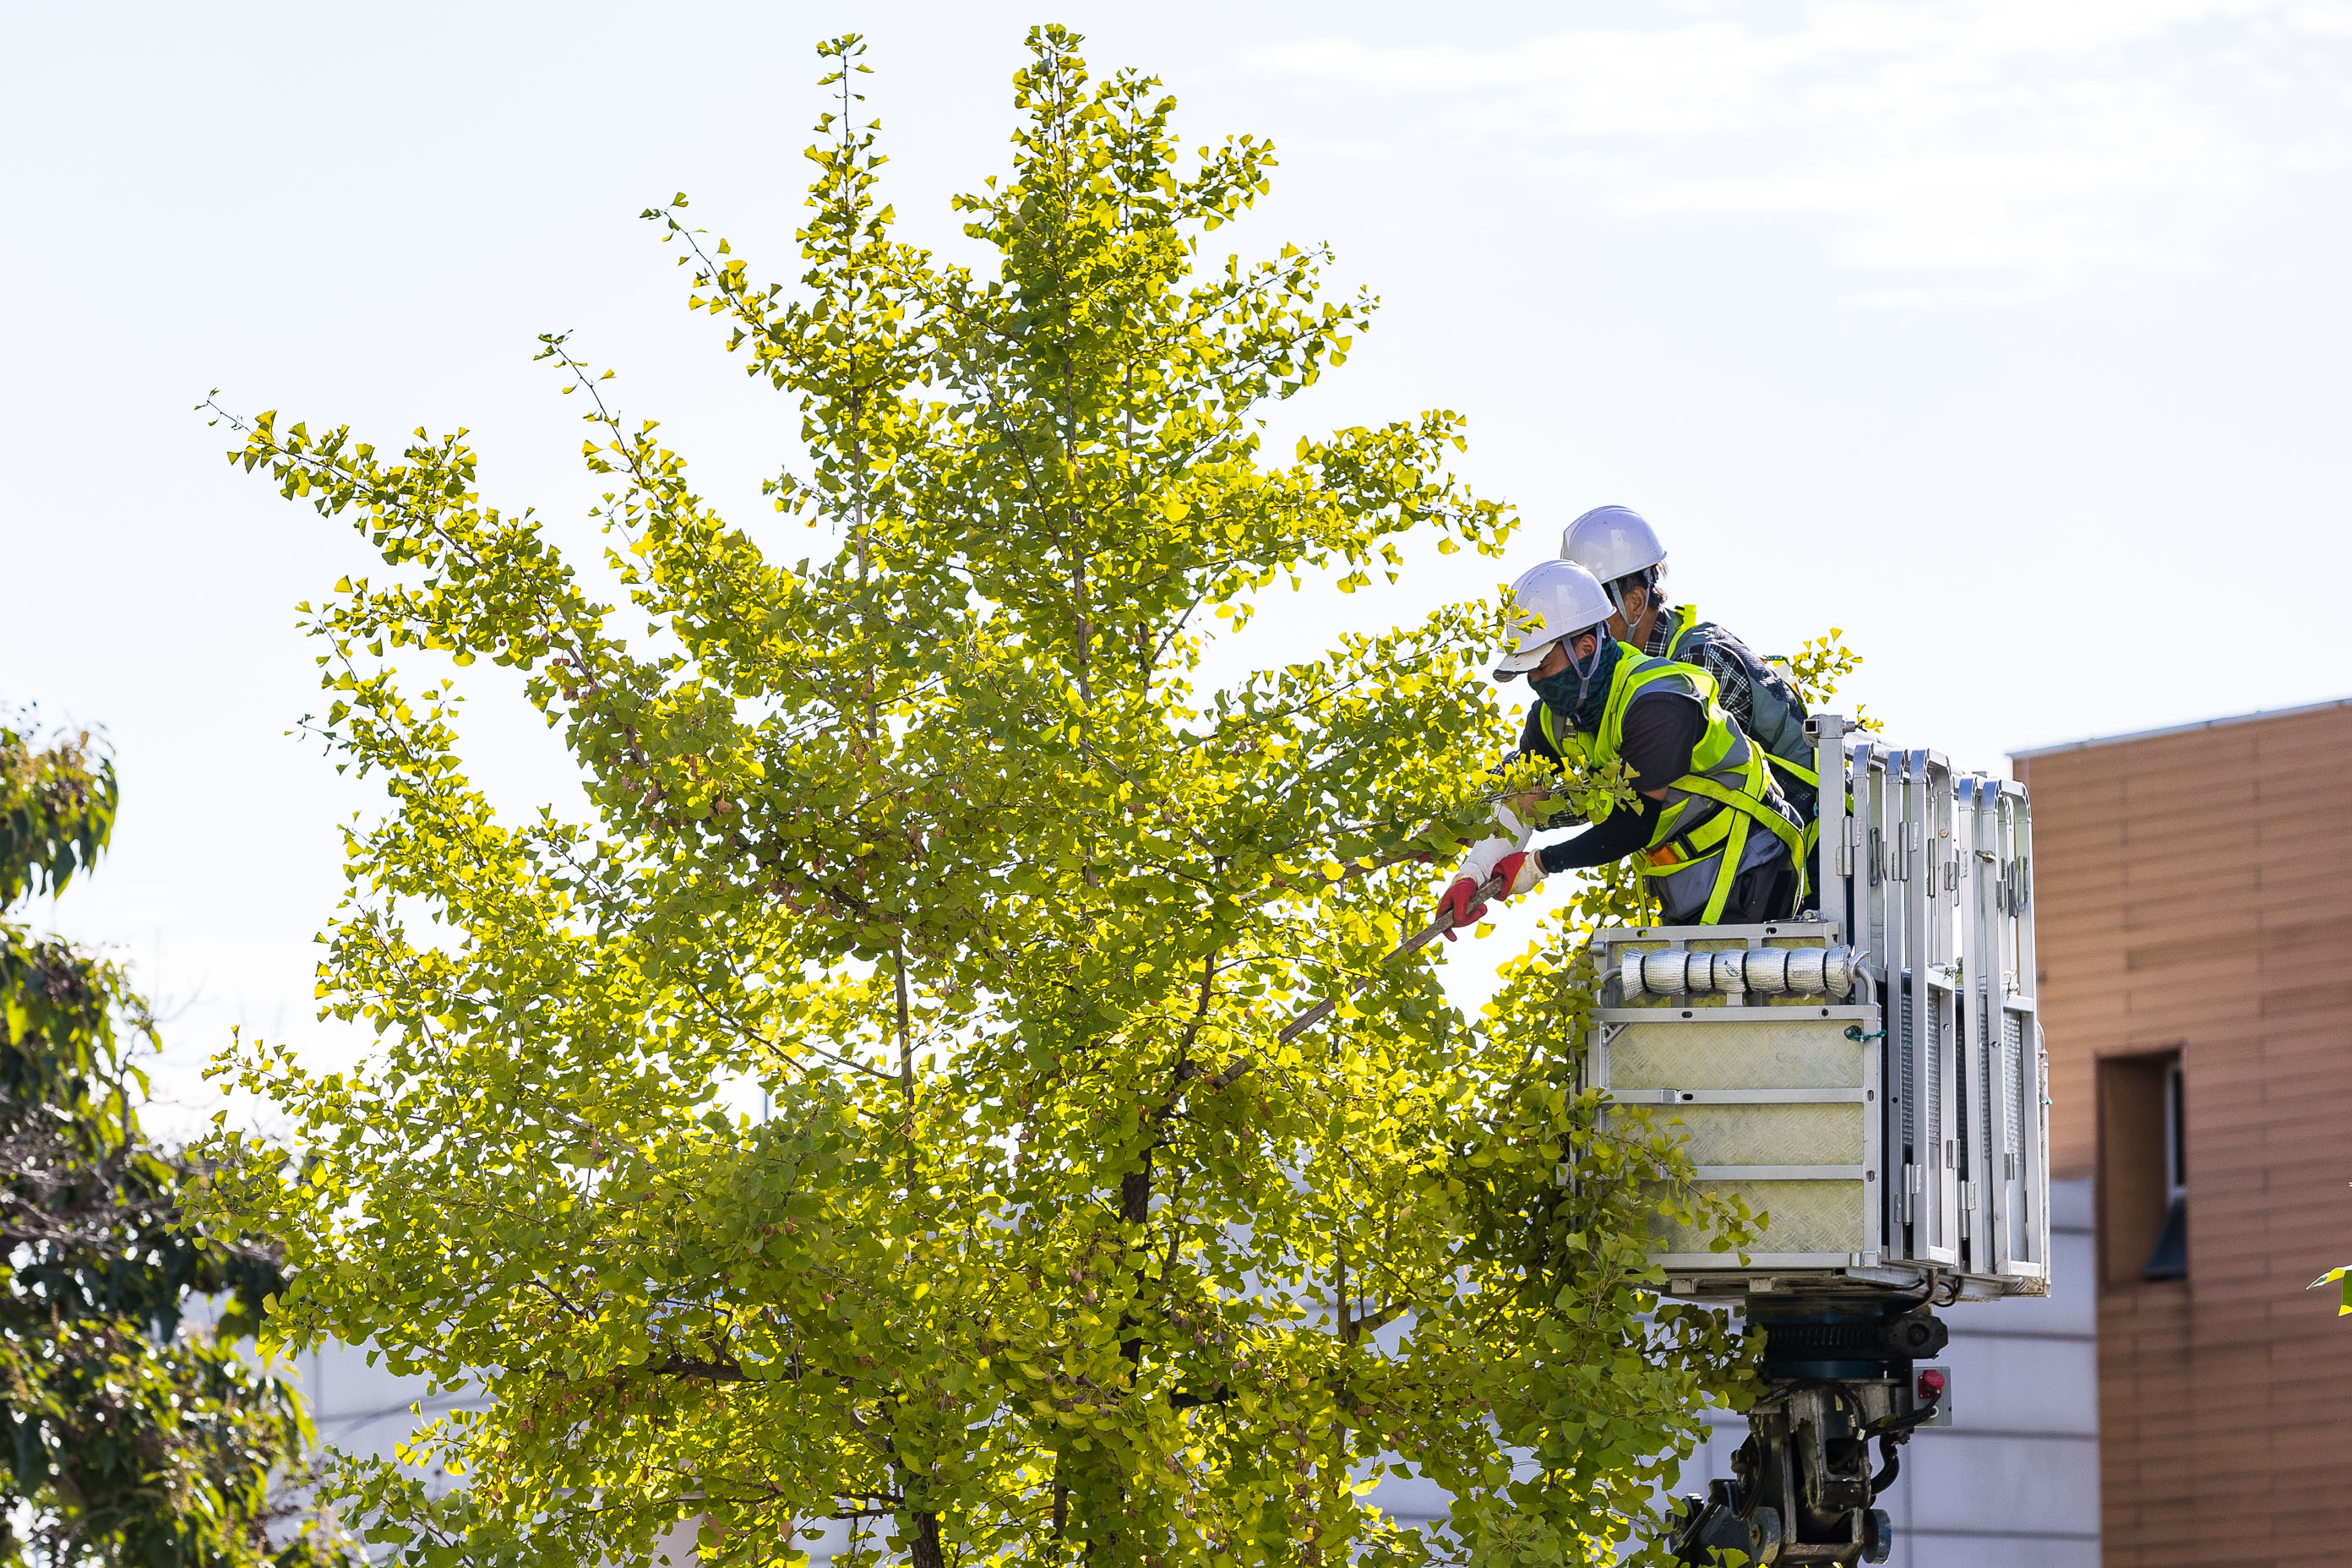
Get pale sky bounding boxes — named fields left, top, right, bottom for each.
left=5, top=1, right=2348, bottom=1128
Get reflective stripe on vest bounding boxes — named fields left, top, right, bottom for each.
left=1538, top=647, right=1806, bottom=922
left=1663, top=603, right=1704, bottom=664
left=1660, top=601, right=1825, bottom=854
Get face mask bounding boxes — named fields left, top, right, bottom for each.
left=1531, top=634, right=1617, bottom=729
left=1529, top=665, right=1576, bottom=711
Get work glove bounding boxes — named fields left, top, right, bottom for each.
left=1437, top=838, right=1540, bottom=939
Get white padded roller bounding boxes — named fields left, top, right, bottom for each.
left=1623, top=944, right=1862, bottom=999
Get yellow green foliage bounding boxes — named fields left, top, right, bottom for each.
left=195, top=29, right=1754, bottom=1568
left=1775, top=631, right=1878, bottom=733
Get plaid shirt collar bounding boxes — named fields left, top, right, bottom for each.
left=1641, top=605, right=1683, bottom=658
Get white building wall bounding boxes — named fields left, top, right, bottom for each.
left=297, top=1342, right=490, bottom=1477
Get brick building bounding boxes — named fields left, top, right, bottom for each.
left=2014, top=696, right=2352, bottom=1566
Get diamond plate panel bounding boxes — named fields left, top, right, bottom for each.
left=1609, top=1021, right=1865, bottom=1090
left=1925, top=990, right=1942, bottom=1152
left=1663, top=1104, right=1866, bottom=1166
left=1648, top=1179, right=1869, bottom=1255
left=1900, top=987, right=1916, bottom=1152
left=2003, top=1009, right=2026, bottom=1156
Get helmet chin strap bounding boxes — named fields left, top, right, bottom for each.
left=1604, top=567, right=1660, bottom=642
left=1607, top=576, right=1647, bottom=640
left=1565, top=626, right=1609, bottom=706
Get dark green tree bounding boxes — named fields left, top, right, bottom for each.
left=0, top=717, right=355, bottom=1567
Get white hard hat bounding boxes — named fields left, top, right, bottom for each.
left=1492, top=559, right=1615, bottom=682
left=1560, top=504, right=1667, bottom=585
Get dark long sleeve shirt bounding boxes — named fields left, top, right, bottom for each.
left=1517, top=687, right=1706, bottom=875
left=1645, top=605, right=1816, bottom=814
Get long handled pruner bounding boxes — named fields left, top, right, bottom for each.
left=1272, top=869, right=1511, bottom=1046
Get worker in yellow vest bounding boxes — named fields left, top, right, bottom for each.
left=1438, top=559, right=1807, bottom=931
left=1560, top=504, right=1817, bottom=818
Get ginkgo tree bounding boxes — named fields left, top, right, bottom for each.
left=195, top=28, right=1756, bottom=1568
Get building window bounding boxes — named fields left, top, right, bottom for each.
left=2142, top=1059, right=2187, bottom=1278
left=2099, top=1049, right=2186, bottom=1285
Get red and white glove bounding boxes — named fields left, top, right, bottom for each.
left=1436, top=838, right=1541, bottom=939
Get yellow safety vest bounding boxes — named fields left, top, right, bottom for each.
left=1659, top=602, right=1705, bottom=663
left=1538, top=647, right=1807, bottom=923
left=1655, top=601, right=1827, bottom=851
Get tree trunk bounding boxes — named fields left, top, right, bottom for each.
left=908, top=1509, right=945, bottom=1568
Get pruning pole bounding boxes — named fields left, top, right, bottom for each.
left=1266, top=787, right=1560, bottom=906
left=1272, top=870, right=1509, bottom=1047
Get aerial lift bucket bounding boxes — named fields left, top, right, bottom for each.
left=1584, top=714, right=2049, bottom=1565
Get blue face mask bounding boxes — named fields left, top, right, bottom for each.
left=1531, top=634, right=1619, bottom=732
